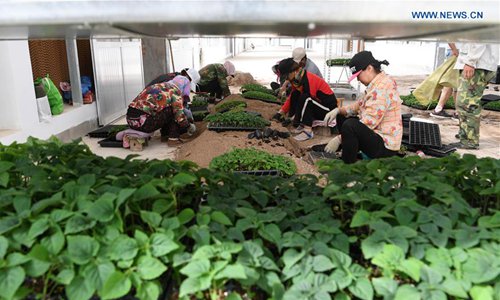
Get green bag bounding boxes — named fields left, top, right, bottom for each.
left=413, top=56, right=459, bottom=106
left=35, top=75, right=64, bottom=115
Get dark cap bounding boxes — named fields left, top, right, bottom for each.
left=277, top=58, right=297, bottom=76
left=348, top=51, right=377, bottom=82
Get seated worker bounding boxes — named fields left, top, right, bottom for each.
left=126, top=81, right=196, bottom=144
left=271, top=47, right=322, bottom=96
left=168, top=75, right=195, bottom=122
left=197, top=62, right=232, bottom=99
left=275, top=58, right=337, bottom=141
left=323, top=51, right=402, bottom=164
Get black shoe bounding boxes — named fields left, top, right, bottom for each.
left=449, top=142, right=479, bottom=150
left=430, top=110, right=453, bottom=119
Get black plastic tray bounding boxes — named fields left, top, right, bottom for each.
left=409, top=121, right=442, bottom=148
left=190, top=105, right=209, bottom=112
left=481, top=94, right=500, bottom=103
left=98, top=137, right=123, bottom=148
left=193, top=112, right=209, bottom=122
left=88, top=125, right=129, bottom=138
left=207, top=123, right=263, bottom=132
left=234, top=170, right=281, bottom=176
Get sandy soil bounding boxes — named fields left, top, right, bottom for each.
left=176, top=94, right=320, bottom=175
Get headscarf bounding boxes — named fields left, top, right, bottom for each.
left=168, top=75, right=191, bottom=97
left=223, top=61, right=236, bottom=76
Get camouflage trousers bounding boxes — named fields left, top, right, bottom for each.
left=456, top=69, right=495, bottom=146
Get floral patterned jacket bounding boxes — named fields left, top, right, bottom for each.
left=128, top=82, right=189, bottom=128
left=344, top=72, right=402, bottom=151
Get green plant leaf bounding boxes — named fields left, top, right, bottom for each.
left=134, top=184, right=160, bottom=201
left=65, top=214, right=96, bottom=234
left=108, top=235, right=138, bottom=261
left=372, top=277, right=398, bottom=298
left=394, top=285, right=420, bottom=300
left=0, top=266, right=25, bottom=300
left=399, top=258, right=422, bottom=282
left=116, top=188, right=136, bottom=209
left=470, top=285, right=494, bottom=300
left=137, top=281, right=161, bottom=300
left=179, top=275, right=211, bottom=298
left=0, top=235, right=8, bottom=259
left=137, top=255, right=167, bottom=280
left=66, top=276, right=95, bottom=300
left=150, top=232, right=179, bottom=257
left=178, top=208, right=195, bottom=224
left=28, top=217, right=50, bottom=239
left=140, top=210, right=162, bottom=228
left=348, top=277, right=373, bottom=300
left=25, top=244, right=51, bottom=277
left=180, top=258, right=211, bottom=277
left=0, top=216, right=21, bottom=235
left=463, top=249, right=500, bottom=284
left=82, top=260, right=115, bottom=291
left=86, top=193, right=116, bottom=222
left=172, top=172, right=197, bottom=187
left=313, top=255, right=335, bottom=272
left=420, top=265, right=443, bottom=285
left=350, top=210, right=370, bottom=228
left=214, top=263, right=247, bottom=280
left=211, top=211, right=233, bottom=226
left=6, top=252, right=30, bottom=267
left=99, top=271, right=132, bottom=300
left=67, top=235, right=100, bottom=265
left=55, top=268, right=75, bottom=285
left=258, top=223, right=281, bottom=244
left=226, top=292, right=243, bottom=300
left=40, top=227, right=65, bottom=255
left=441, top=278, right=469, bottom=299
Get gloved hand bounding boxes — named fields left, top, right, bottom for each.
left=325, top=136, right=341, bottom=153
left=272, top=112, right=284, bottom=122
left=187, top=123, right=196, bottom=136
left=324, top=108, right=339, bottom=124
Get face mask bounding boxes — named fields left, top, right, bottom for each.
left=291, top=68, right=305, bottom=88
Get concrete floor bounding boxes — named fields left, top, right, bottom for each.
left=83, top=46, right=500, bottom=163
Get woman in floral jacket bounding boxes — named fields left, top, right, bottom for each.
left=323, top=51, right=402, bottom=163
left=126, top=78, right=195, bottom=142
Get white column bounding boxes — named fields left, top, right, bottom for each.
left=0, top=40, right=38, bottom=131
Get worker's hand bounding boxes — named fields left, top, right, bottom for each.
left=323, top=108, right=339, bottom=124
left=463, top=64, right=475, bottom=80
left=325, top=136, right=341, bottom=153
left=187, top=123, right=197, bottom=136
left=272, top=112, right=284, bottom=122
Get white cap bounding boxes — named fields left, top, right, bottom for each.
left=292, top=47, right=306, bottom=63
left=185, top=68, right=200, bottom=92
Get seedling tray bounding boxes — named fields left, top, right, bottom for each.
left=310, top=144, right=339, bottom=160
left=481, top=94, right=500, bottom=104
left=190, top=105, right=209, bottom=112
left=98, top=137, right=123, bottom=148
left=208, top=123, right=262, bottom=132
left=88, top=125, right=129, bottom=138
left=234, top=170, right=281, bottom=176
left=409, top=120, right=442, bottom=148
left=193, top=111, right=209, bottom=122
